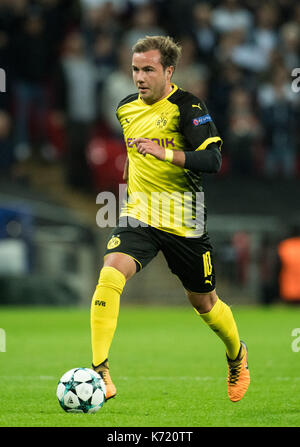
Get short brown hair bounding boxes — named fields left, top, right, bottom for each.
left=132, top=35, right=182, bottom=70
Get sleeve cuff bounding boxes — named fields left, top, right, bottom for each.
left=195, top=136, right=223, bottom=151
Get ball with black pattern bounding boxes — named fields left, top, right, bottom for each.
left=56, top=367, right=106, bottom=413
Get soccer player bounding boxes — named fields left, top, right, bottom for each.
left=91, top=36, right=250, bottom=403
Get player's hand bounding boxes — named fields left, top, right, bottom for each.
left=133, top=138, right=165, bottom=161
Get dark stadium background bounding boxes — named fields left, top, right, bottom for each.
left=0, top=0, right=299, bottom=307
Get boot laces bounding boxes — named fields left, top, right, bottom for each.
left=228, top=362, right=242, bottom=385
left=101, top=368, right=112, bottom=385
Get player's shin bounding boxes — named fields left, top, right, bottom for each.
left=196, top=297, right=241, bottom=360
left=90, top=266, right=126, bottom=367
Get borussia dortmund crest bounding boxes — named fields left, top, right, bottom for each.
left=156, top=112, right=168, bottom=129
left=107, top=236, right=121, bottom=250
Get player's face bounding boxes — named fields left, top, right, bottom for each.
left=132, top=50, right=173, bottom=104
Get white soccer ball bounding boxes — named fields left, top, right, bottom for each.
left=56, top=367, right=106, bottom=413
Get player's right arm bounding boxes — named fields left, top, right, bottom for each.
left=115, top=93, right=138, bottom=182
left=123, top=156, right=129, bottom=181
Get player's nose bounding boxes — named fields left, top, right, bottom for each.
left=135, top=72, right=146, bottom=83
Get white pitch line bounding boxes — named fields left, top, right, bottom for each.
left=118, top=376, right=222, bottom=381
left=0, top=375, right=56, bottom=380
left=118, top=376, right=300, bottom=382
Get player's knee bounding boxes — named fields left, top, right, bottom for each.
left=103, top=252, right=136, bottom=280
left=186, top=289, right=218, bottom=314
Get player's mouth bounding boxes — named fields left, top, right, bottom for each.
left=138, top=86, right=149, bottom=93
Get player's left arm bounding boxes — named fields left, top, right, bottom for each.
left=133, top=138, right=221, bottom=173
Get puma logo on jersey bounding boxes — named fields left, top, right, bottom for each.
left=205, top=279, right=212, bottom=286
left=192, top=103, right=202, bottom=110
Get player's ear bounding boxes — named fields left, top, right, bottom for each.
left=166, top=66, right=174, bottom=80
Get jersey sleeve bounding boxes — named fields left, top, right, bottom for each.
left=179, top=96, right=222, bottom=151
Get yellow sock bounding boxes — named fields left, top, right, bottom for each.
left=196, top=297, right=241, bottom=360
left=90, top=266, right=126, bottom=367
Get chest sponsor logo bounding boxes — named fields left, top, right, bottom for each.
left=126, top=137, right=175, bottom=148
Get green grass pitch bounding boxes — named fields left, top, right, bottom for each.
left=0, top=304, right=300, bottom=427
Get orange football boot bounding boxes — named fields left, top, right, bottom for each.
left=93, top=359, right=117, bottom=401
left=227, top=341, right=250, bottom=402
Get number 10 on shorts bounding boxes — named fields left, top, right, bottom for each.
left=203, top=251, right=212, bottom=278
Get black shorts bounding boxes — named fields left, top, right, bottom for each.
left=104, top=217, right=216, bottom=293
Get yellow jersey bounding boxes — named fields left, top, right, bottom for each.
left=116, top=83, right=222, bottom=237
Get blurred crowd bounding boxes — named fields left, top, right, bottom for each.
left=1, top=0, right=300, bottom=192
